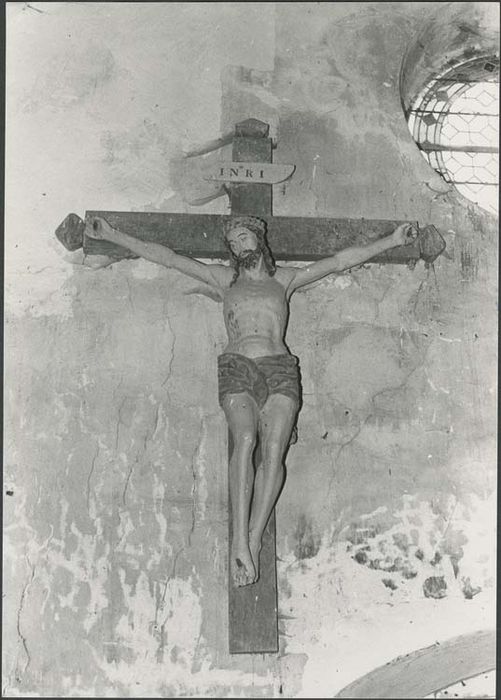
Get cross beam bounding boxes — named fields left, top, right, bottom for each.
left=58, top=210, right=445, bottom=266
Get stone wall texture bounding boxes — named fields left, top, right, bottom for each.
left=4, top=2, right=498, bottom=697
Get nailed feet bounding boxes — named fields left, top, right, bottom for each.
left=231, top=543, right=256, bottom=587
left=249, top=530, right=262, bottom=584
left=231, top=532, right=264, bottom=587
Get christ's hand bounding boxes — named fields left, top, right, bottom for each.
left=86, top=216, right=115, bottom=241
left=391, top=222, right=418, bottom=247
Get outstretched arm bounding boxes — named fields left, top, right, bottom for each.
left=86, top=216, right=232, bottom=288
left=286, top=223, right=418, bottom=293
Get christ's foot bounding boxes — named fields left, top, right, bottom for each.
left=231, top=544, right=256, bottom=587
left=249, top=530, right=263, bottom=583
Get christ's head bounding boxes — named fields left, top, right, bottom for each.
left=224, top=216, right=275, bottom=284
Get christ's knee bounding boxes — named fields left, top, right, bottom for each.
left=232, top=430, right=257, bottom=458
left=261, top=439, right=286, bottom=475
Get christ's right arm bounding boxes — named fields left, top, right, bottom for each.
left=87, top=216, right=232, bottom=290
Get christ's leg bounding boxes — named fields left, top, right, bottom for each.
left=222, top=392, right=258, bottom=587
left=249, top=394, right=297, bottom=581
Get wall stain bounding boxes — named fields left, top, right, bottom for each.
left=460, top=242, right=479, bottom=281
left=461, top=576, right=482, bottom=600
left=423, top=575, right=447, bottom=599
left=293, top=515, right=321, bottom=560
left=382, top=578, right=398, bottom=590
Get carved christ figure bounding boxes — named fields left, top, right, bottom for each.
left=87, top=215, right=417, bottom=586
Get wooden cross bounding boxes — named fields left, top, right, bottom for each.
left=55, top=118, right=446, bottom=655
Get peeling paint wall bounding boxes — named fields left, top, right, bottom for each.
left=4, top=2, right=497, bottom=697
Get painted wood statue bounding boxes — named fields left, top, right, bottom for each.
left=86, top=213, right=418, bottom=588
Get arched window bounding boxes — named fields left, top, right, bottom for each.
left=406, top=56, right=499, bottom=215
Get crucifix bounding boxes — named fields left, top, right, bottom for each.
left=55, top=118, right=446, bottom=655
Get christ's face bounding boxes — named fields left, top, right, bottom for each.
left=226, top=227, right=260, bottom=260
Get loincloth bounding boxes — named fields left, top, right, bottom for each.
left=218, top=351, right=301, bottom=406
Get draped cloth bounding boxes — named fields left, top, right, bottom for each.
left=218, top=352, right=301, bottom=443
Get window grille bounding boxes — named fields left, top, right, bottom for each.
left=406, top=56, right=499, bottom=215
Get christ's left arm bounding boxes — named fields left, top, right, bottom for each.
left=285, top=222, right=417, bottom=293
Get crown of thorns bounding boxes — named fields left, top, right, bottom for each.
left=224, top=216, right=267, bottom=236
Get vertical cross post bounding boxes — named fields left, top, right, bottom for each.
left=227, top=118, right=279, bottom=654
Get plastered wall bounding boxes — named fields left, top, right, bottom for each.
left=4, top=3, right=497, bottom=697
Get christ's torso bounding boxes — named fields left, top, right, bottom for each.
left=222, top=275, right=290, bottom=358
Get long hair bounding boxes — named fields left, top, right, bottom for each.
left=223, top=216, right=276, bottom=286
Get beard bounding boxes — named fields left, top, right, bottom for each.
left=237, top=247, right=263, bottom=269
